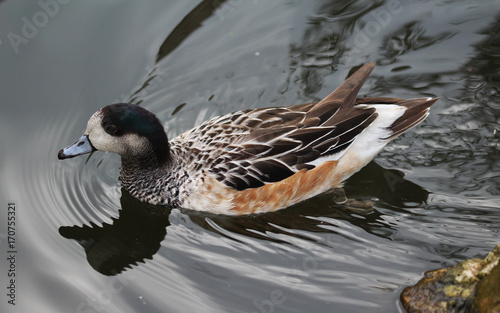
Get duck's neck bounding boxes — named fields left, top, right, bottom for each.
left=119, top=146, right=175, bottom=204
left=121, top=134, right=171, bottom=171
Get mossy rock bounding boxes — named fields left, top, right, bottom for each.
left=472, top=258, right=500, bottom=313
left=401, top=244, right=500, bottom=313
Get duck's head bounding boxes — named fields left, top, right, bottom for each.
left=58, top=104, right=170, bottom=165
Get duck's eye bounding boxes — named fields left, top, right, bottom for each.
left=104, top=124, right=118, bottom=135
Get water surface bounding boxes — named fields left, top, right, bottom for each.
left=1, top=1, right=499, bottom=312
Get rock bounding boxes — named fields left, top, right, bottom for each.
left=472, top=248, right=500, bottom=313
left=401, top=244, right=500, bottom=313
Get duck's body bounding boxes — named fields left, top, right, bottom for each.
left=59, top=63, right=438, bottom=215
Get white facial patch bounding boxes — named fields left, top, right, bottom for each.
left=85, top=109, right=150, bottom=156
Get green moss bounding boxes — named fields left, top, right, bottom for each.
left=402, top=244, right=500, bottom=313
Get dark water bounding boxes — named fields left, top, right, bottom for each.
left=1, top=0, right=499, bottom=312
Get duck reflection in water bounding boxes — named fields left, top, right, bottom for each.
left=59, top=161, right=428, bottom=276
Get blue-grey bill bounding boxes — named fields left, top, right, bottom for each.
left=58, top=135, right=95, bottom=160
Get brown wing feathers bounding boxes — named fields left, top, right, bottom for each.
left=306, top=62, right=376, bottom=117
left=213, top=63, right=381, bottom=190
left=206, top=63, right=437, bottom=191
left=384, top=97, right=439, bottom=139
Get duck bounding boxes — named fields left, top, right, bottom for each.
left=58, top=63, right=438, bottom=215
